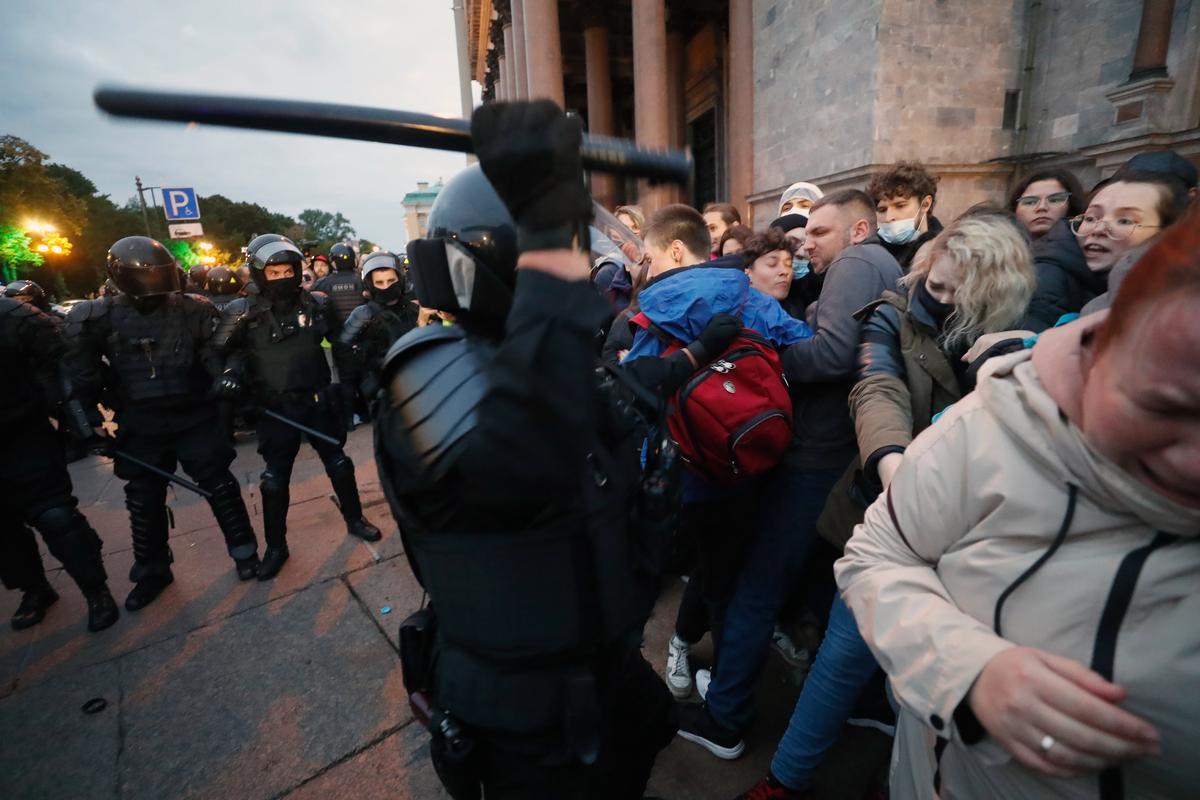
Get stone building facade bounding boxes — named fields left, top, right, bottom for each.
left=463, top=0, right=1199, bottom=225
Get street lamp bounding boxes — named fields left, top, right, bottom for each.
left=198, top=241, right=213, bottom=251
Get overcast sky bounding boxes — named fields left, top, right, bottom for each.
left=1, top=0, right=480, bottom=250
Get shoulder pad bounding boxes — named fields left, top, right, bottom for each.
left=2, top=296, right=37, bottom=319
left=308, top=290, right=330, bottom=305
left=65, top=297, right=112, bottom=324
left=338, top=302, right=374, bottom=345
left=222, top=296, right=252, bottom=316
left=378, top=325, right=494, bottom=481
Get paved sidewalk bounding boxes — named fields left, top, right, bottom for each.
left=0, top=425, right=888, bottom=799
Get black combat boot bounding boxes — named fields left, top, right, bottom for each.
left=257, top=480, right=290, bottom=581
left=205, top=476, right=259, bottom=581
left=124, top=481, right=175, bottom=611
left=84, top=586, right=120, bottom=632
left=11, top=582, right=59, bottom=630
left=125, top=571, right=174, bottom=611
left=326, top=456, right=382, bottom=542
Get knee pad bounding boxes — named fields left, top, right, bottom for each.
left=31, top=504, right=79, bottom=537
left=260, top=467, right=291, bottom=493
left=201, top=474, right=242, bottom=498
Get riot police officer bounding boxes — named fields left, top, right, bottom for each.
left=186, top=264, right=211, bottom=296
left=212, top=235, right=381, bottom=581
left=205, top=265, right=242, bottom=311
left=337, top=251, right=418, bottom=405
left=65, top=237, right=261, bottom=610
left=313, top=242, right=368, bottom=428
left=374, top=101, right=677, bottom=799
left=1, top=295, right=118, bottom=631
left=4, top=279, right=53, bottom=314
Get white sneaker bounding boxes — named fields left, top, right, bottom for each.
left=771, top=626, right=811, bottom=670
left=695, top=667, right=712, bottom=701
left=665, top=634, right=694, bottom=698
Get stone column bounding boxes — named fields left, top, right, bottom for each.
left=523, top=0, right=565, bottom=106
left=632, top=0, right=670, bottom=211
left=665, top=30, right=687, bottom=205
left=510, top=0, right=529, bottom=98
left=1130, top=0, right=1176, bottom=79
left=584, top=24, right=617, bottom=209
left=498, top=55, right=508, bottom=100
left=728, top=0, right=754, bottom=221
left=503, top=23, right=519, bottom=99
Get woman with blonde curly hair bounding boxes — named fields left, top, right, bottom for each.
left=735, top=213, right=1037, bottom=800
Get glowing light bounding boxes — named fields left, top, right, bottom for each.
left=50, top=245, right=63, bottom=254
left=37, top=243, right=49, bottom=252
left=198, top=241, right=214, bottom=251
left=201, top=255, right=216, bottom=264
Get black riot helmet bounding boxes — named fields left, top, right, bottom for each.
left=406, top=164, right=518, bottom=328
left=4, top=279, right=49, bottom=311
left=361, top=251, right=408, bottom=305
left=187, top=264, right=211, bottom=293
left=106, top=236, right=181, bottom=298
left=206, top=265, right=241, bottom=295
left=245, top=233, right=304, bottom=295
left=329, top=242, right=357, bottom=273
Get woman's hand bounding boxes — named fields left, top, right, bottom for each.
left=962, top=330, right=1035, bottom=363
left=967, top=647, right=1160, bottom=778
left=877, top=452, right=904, bottom=490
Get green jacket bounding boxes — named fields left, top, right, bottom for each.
left=817, top=288, right=963, bottom=550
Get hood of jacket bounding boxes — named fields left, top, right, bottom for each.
left=625, top=261, right=812, bottom=361
left=975, top=312, right=1200, bottom=536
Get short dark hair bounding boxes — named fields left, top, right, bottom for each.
left=741, top=227, right=790, bottom=265
left=1007, top=169, right=1086, bottom=217
left=717, top=223, right=753, bottom=254
left=867, top=162, right=939, bottom=207
left=809, top=189, right=878, bottom=231
left=644, top=204, right=711, bottom=260
left=702, top=202, right=741, bottom=226
left=1088, top=171, right=1188, bottom=229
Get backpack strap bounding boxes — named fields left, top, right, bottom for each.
left=629, top=312, right=677, bottom=347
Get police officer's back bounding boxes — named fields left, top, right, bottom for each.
left=312, top=242, right=365, bottom=327
left=374, top=101, right=676, bottom=798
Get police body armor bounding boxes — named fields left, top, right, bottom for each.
left=69, top=294, right=212, bottom=408
left=0, top=297, right=59, bottom=422
left=377, top=324, right=647, bottom=739
left=218, top=291, right=332, bottom=397
left=314, top=271, right=365, bottom=328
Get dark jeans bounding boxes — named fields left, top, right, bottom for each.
left=429, top=646, right=677, bottom=799
left=673, top=494, right=754, bottom=666
left=706, top=463, right=845, bottom=734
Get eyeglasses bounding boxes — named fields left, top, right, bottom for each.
left=1069, top=214, right=1161, bottom=241
left=1016, top=192, right=1071, bottom=208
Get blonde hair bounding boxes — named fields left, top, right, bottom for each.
left=904, top=216, right=1035, bottom=350
left=614, top=204, right=645, bottom=233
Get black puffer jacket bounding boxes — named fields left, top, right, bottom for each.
left=1020, top=218, right=1103, bottom=332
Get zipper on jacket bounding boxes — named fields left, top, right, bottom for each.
left=1091, top=530, right=1178, bottom=800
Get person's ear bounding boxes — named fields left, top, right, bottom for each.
left=851, top=219, right=870, bottom=244
left=920, top=195, right=934, bottom=214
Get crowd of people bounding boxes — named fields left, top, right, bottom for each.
left=2, top=97, right=1198, bottom=800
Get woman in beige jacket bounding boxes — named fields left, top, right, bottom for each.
left=836, top=209, right=1200, bottom=800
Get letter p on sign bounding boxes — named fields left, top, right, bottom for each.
left=162, top=187, right=200, bottom=221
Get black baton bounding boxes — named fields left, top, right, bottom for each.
left=93, top=86, right=693, bottom=186
left=113, top=449, right=213, bottom=499
left=260, top=408, right=342, bottom=447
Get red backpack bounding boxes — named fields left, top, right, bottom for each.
left=630, top=312, right=793, bottom=486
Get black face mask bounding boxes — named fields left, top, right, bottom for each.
left=264, top=279, right=300, bottom=303
left=914, top=277, right=955, bottom=325
left=130, top=295, right=168, bottom=314
left=375, top=283, right=404, bottom=306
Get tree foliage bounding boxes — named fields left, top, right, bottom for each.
left=0, top=134, right=360, bottom=298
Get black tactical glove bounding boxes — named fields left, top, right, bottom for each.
left=215, top=371, right=243, bottom=399
left=470, top=100, right=593, bottom=253
left=685, top=313, right=742, bottom=366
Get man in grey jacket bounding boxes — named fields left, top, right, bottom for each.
left=678, top=189, right=907, bottom=757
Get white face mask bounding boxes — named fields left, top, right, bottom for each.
left=878, top=206, right=927, bottom=246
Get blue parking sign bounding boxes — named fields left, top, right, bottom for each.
left=162, top=187, right=200, bottom=221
